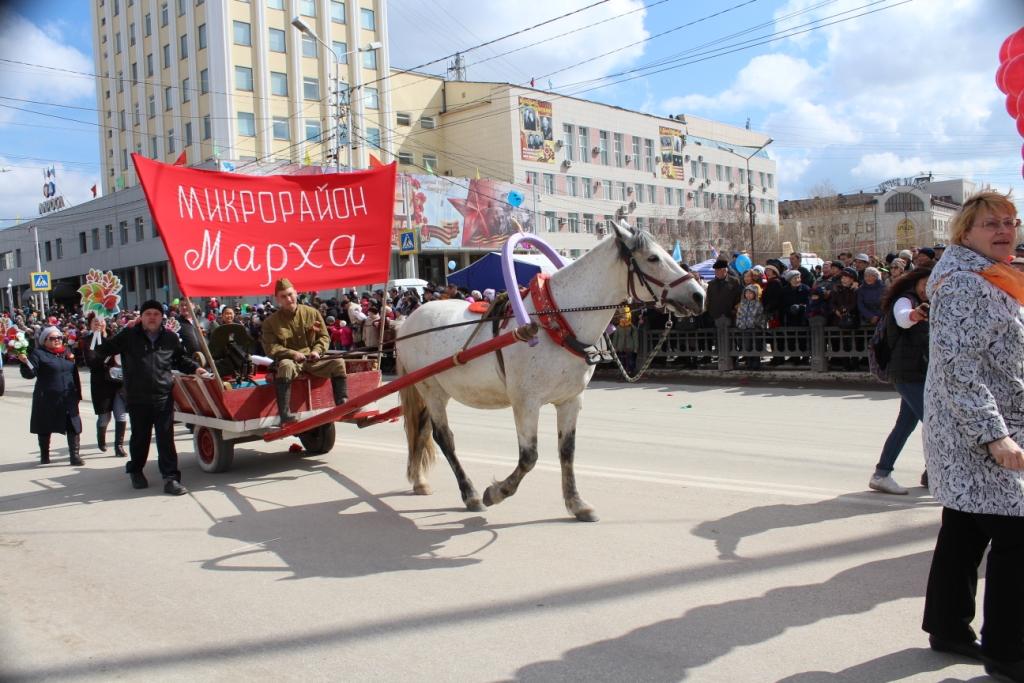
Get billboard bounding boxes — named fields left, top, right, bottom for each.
left=658, top=126, right=685, bottom=180
left=397, top=175, right=536, bottom=250
left=519, top=97, right=555, bottom=163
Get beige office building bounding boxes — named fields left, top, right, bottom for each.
left=388, top=75, right=779, bottom=261
left=92, top=0, right=392, bottom=194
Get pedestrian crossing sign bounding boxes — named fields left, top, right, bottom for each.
left=30, top=271, right=51, bottom=291
left=399, top=230, right=417, bottom=255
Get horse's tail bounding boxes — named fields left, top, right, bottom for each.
left=398, top=359, right=436, bottom=494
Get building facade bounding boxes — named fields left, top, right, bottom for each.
left=779, top=178, right=974, bottom=258
left=387, top=77, right=779, bottom=263
left=92, top=0, right=393, bottom=195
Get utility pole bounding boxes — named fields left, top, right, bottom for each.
left=31, top=225, right=46, bottom=313
left=743, top=137, right=773, bottom=263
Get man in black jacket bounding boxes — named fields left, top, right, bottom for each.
left=97, top=299, right=208, bottom=495
left=704, top=259, right=742, bottom=325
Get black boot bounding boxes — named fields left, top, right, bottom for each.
left=38, top=434, right=50, bottom=465
left=114, top=421, right=127, bottom=457
left=331, top=375, right=348, bottom=406
left=275, top=381, right=297, bottom=424
left=69, top=432, right=83, bottom=466
left=97, top=420, right=107, bottom=452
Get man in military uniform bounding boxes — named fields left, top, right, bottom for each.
left=262, top=278, right=347, bottom=423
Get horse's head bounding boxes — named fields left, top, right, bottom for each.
left=611, top=220, right=705, bottom=317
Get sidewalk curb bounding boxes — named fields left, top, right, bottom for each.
left=593, top=367, right=890, bottom=388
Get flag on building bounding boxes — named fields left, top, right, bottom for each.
left=116, top=175, right=124, bottom=189
left=90, top=184, right=97, bottom=198
left=369, top=154, right=384, bottom=168
left=424, top=158, right=435, bottom=175
left=475, top=167, right=481, bottom=180
left=173, top=150, right=187, bottom=166
left=303, top=148, right=312, bottom=166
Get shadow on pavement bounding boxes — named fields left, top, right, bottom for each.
left=692, top=491, right=939, bottom=559
left=507, top=552, right=939, bottom=682
left=775, top=647, right=982, bottom=682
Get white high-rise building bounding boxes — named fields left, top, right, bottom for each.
left=91, top=0, right=393, bottom=194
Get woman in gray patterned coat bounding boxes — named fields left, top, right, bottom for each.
left=921, top=190, right=1024, bottom=680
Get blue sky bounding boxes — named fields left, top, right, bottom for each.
left=1, top=0, right=1023, bottom=229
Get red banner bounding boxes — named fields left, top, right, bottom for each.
left=132, top=154, right=396, bottom=296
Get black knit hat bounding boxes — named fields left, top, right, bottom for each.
left=140, top=299, right=164, bottom=315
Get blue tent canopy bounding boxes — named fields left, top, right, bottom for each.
left=446, top=252, right=563, bottom=293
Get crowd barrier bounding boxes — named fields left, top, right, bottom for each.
left=634, top=317, right=874, bottom=372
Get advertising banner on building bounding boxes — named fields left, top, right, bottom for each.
left=658, top=126, right=685, bottom=180
left=132, top=154, right=396, bottom=296
left=397, top=175, right=535, bottom=250
left=519, top=97, right=555, bottom=163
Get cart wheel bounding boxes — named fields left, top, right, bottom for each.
left=297, top=423, right=336, bottom=455
left=194, top=426, right=235, bottom=473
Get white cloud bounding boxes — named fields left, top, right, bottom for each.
left=387, top=0, right=649, bottom=88
left=0, top=8, right=95, bottom=108
left=662, top=0, right=1024, bottom=199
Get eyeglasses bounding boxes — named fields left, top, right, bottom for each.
left=46, top=336, right=64, bottom=342
left=973, top=218, right=1021, bottom=231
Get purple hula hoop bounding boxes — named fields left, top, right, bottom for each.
left=501, top=234, right=568, bottom=346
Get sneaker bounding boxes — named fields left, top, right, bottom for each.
left=869, top=475, right=908, bottom=495
left=129, top=471, right=148, bottom=489
left=163, top=479, right=188, bottom=496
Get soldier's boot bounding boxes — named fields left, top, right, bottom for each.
left=114, top=421, right=128, bottom=457
left=331, top=375, right=348, bottom=407
left=69, top=432, right=84, bottom=466
left=275, top=381, right=298, bottom=424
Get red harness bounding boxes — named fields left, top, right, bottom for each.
left=529, top=273, right=589, bottom=359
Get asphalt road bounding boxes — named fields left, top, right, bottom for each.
left=0, top=369, right=990, bottom=682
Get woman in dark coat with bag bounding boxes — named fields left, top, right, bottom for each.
left=16, top=324, right=83, bottom=465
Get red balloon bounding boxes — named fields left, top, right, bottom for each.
left=1011, top=92, right=1021, bottom=118
left=998, top=60, right=1011, bottom=93
left=1018, top=114, right=1024, bottom=138
left=1017, top=90, right=1024, bottom=120
left=1001, top=27, right=1024, bottom=63
left=1006, top=55, right=1024, bottom=97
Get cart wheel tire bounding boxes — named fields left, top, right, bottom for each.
left=194, top=426, right=234, bottom=473
left=298, top=423, right=336, bottom=455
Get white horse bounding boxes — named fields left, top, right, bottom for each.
left=394, top=220, right=706, bottom=521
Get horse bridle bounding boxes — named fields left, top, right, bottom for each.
left=618, top=238, right=695, bottom=310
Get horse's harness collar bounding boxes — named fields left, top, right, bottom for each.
left=529, top=274, right=612, bottom=365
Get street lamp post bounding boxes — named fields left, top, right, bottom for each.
left=6, top=277, right=12, bottom=313
left=740, top=137, right=773, bottom=263
left=290, top=18, right=381, bottom=170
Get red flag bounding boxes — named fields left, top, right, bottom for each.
left=131, top=154, right=397, bottom=297
left=369, top=154, right=384, bottom=168
left=173, top=150, right=187, bottom=166
left=530, top=78, right=535, bottom=87
left=90, top=184, right=97, bottom=197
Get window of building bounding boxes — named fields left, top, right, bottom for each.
left=303, top=76, right=319, bottom=100
left=198, top=23, right=207, bottom=49
left=272, top=116, right=290, bottom=140
left=420, top=116, right=435, bottom=129
left=613, top=133, right=623, bottom=167
left=164, top=86, right=172, bottom=110
left=184, top=121, right=192, bottom=145
left=545, top=211, right=557, bottom=233
left=133, top=103, right=140, bottom=126
left=366, top=127, right=381, bottom=150
left=145, top=12, right=152, bottom=35
left=884, top=192, right=925, bottom=213
left=562, top=123, right=573, bottom=162
left=331, top=1, right=345, bottom=22
left=91, top=228, right=101, bottom=251
left=203, top=114, right=211, bottom=140
left=601, top=179, right=611, bottom=197
left=767, top=173, right=774, bottom=188
left=299, top=0, right=316, bottom=15
left=331, top=40, right=349, bottom=63
left=135, top=217, right=145, bottom=241
left=690, top=160, right=698, bottom=178
left=582, top=177, right=591, bottom=199
left=301, top=33, right=316, bottom=57
left=146, top=53, right=154, bottom=77
left=163, top=44, right=170, bottom=68
left=180, top=34, right=188, bottom=59
left=268, top=27, right=286, bottom=52
left=739, top=168, right=746, bottom=185
left=129, top=22, right=136, bottom=46
left=525, top=170, right=538, bottom=186
left=543, top=173, right=555, bottom=194
left=115, top=32, right=122, bottom=54
left=362, top=49, right=377, bottom=70
left=200, top=68, right=209, bottom=94
left=177, top=0, right=185, bottom=16
left=55, top=238, right=63, bottom=259
left=634, top=184, right=644, bottom=203
left=665, top=188, right=673, bottom=206
left=105, top=224, right=114, bottom=248
left=119, top=220, right=129, bottom=244
left=644, top=139, right=654, bottom=172
left=150, top=135, right=158, bottom=157
left=396, top=111, right=411, bottom=126
left=147, top=94, right=155, bottom=118
left=236, top=66, right=253, bottom=91
left=119, top=109, right=126, bottom=130
left=364, top=87, right=379, bottom=109
left=583, top=214, right=594, bottom=233
left=634, top=217, right=644, bottom=232
left=567, top=213, right=579, bottom=233
left=567, top=176, right=577, bottom=197
left=397, top=151, right=413, bottom=165
left=237, top=112, right=255, bottom=136
left=167, top=128, right=176, bottom=153
left=304, top=118, right=321, bottom=141
left=677, top=189, right=684, bottom=206
left=269, top=71, right=288, bottom=96
left=267, top=0, right=284, bottom=8
left=360, top=7, right=375, bottom=29
left=648, top=184, right=656, bottom=204
left=181, top=77, right=190, bottom=101
left=161, top=2, right=168, bottom=26
left=702, top=161, right=709, bottom=178
left=233, top=21, right=251, bottom=46
left=631, top=136, right=640, bottom=165
left=716, top=164, right=723, bottom=181
left=422, top=153, right=437, bottom=169
left=617, top=181, right=627, bottom=201
left=79, top=232, right=87, bottom=254
left=598, top=131, right=609, bottom=165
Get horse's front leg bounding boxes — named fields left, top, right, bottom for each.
left=556, top=395, right=598, bottom=522
left=482, top=402, right=540, bottom=507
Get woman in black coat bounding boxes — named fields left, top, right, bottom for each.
left=84, top=318, right=128, bottom=457
left=17, top=325, right=83, bottom=465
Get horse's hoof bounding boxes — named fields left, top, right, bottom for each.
left=482, top=487, right=495, bottom=506
left=574, top=509, right=599, bottom=522
left=412, top=483, right=432, bottom=495
left=465, top=498, right=487, bottom=512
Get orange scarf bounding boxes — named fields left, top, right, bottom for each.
left=980, top=261, right=1024, bottom=305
